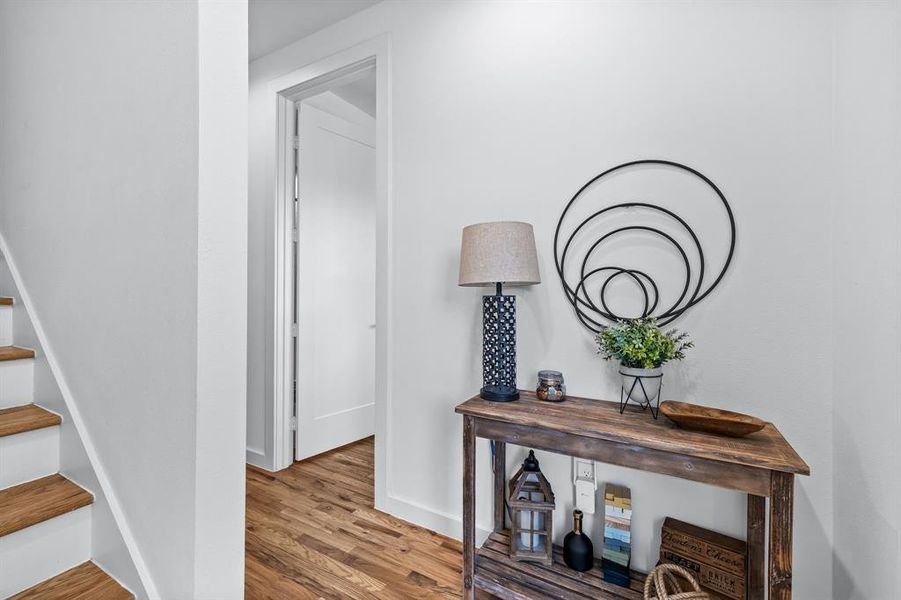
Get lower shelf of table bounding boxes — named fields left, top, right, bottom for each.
left=474, top=530, right=647, bottom=600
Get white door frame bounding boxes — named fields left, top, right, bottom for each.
left=268, top=36, right=392, bottom=511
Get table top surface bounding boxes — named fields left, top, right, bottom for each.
left=456, top=390, right=810, bottom=475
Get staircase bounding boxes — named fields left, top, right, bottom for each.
left=0, top=296, right=132, bottom=599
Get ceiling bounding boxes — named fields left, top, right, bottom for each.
left=249, top=0, right=381, bottom=61
left=330, top=68, right=377, bottom=117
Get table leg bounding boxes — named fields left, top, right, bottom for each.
left=768, top=472, right=794, bottom=599
left=493, top=441, right=506, bottom=532
left=747, top=494, right=765, bottom=600
left=463, top=415, right=476, bottom=599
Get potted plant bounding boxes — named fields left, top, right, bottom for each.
left=595, top=318, right=693, bottom=416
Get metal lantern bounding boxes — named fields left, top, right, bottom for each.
left=508, top=450, right=555, bottom=565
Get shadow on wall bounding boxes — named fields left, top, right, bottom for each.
left=832, top=416, right=899, bottom=600
left=794, top=486, right=831, bottom=596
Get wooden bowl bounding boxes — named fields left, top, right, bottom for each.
left=659, top=401, right=766, bottom=437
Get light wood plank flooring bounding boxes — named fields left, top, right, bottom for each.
left=247, top=437, right=488, bottom=599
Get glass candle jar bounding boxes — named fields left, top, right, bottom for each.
left=536, top=370, right=566, bottom=402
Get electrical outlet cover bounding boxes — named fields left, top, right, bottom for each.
left=572, top=457, right=597, bottom=514
left=575, top=459, right=594, bottom=480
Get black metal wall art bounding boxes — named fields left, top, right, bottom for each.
left=554, top=160, right=736, bottom=333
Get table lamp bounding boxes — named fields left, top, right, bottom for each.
left=459, top=222, right=540, bottom=401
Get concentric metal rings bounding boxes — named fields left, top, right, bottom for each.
left=554, top=160, right=736, bottom=332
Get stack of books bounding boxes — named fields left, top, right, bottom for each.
left=602, top=483, right=632, bottom=587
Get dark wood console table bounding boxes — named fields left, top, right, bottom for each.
left=456, top=391, right=809, bottom=600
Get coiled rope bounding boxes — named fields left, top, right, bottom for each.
left=643, top=563, right=710, bottom=600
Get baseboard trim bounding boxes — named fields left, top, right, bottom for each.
left=379, top=492, right=491, bottom=546
left=245, top=447, right=270, bottom=470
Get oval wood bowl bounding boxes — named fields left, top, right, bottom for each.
left=660, top=401, right=766, bottom=437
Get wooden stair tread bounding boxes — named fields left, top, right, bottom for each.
left=0, top=346, right=34, bottom=361
left=0, top=474, right=93, bottom=537
left=8, top=561, right=133, bottom=600
left=0, top=297, right=12, bottom=306
left=0, top=404, right=61, bottom=437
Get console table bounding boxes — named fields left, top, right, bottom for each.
left=456, top=391, right=809, bottom=600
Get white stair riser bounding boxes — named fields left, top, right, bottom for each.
left=0, top=426, right=60, bottom=488
left=0, top=306, right=11, bottom=346
left=0, top=359, right=33, bottom=409
left=0, top=505, right=92, bottom=597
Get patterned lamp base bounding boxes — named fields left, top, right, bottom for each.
left=481, top=292, right=519, bottom=402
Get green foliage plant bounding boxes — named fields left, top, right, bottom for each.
left=595, top=318, right=693, bottom=369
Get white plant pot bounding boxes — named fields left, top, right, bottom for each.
left=619, top=366, right=663, bottom=406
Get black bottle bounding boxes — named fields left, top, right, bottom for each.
left=563, top=509, right=594, bottom=572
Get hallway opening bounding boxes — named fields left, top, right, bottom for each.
left=245, top=438, right=469, bottom=599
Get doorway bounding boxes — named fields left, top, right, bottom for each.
left=269, top=38, right=391, bottom=509
left=294, top=68, right=376, bottom=460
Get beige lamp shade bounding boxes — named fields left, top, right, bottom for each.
left=458, top=222, right=541, bottom=287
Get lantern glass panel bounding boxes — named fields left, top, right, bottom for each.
left=508, top=450, right=555, bottom=565
left=515, top=519, right=548, bottom=553
left=509, top=504, right=553, bottom=563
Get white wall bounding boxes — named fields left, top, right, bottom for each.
left=832, top=3, right=901, bottom=599
left=194, top=1, right=249, bottom=598
left=0, top=1, right=248, bottom=598
left=248, top=2, right=901, bottom=598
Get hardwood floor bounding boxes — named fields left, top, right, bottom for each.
left=246, top=437, right=487, bottom=599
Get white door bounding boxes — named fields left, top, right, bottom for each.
left=295, top=99, right=376, bottom=461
